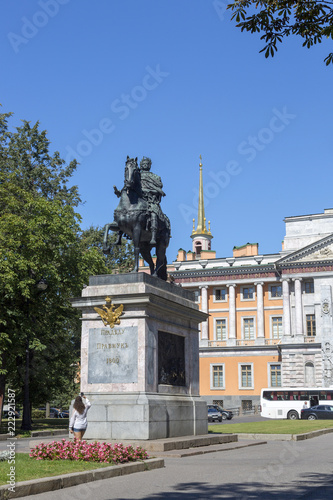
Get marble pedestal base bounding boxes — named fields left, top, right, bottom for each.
left=71, top=273, right=208, bottom=440
left=82, top=392, right=207, bottom=440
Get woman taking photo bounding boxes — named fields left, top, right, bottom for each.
left=69, top=393, right=91, bottom=441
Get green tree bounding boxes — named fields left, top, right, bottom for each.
left=0, top=111, right=105, bottom=428
left=227, top=0, right=333, bottom=65
left=80, top=225, right=134, bottom=275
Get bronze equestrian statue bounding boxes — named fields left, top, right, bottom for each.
left=103, top=156, right=171, bottom=280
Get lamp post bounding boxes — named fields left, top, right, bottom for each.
left=21, top=278, right=48, bottom=431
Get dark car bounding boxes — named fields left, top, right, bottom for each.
left=38, top=407, right=63, bottom=418
left=59, top=410, right=69, bottom=418
left=208, top=407, right=223, bottom=422
left=208, top=405, right=233, bottom=420
left=301, top=404, right=333, bottom=420
left=2, top=406, right=20, bottom=418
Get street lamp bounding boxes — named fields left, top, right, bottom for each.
left=21, top=278, right=48, bottom=431
left=36, top=278, right=48, bottom=291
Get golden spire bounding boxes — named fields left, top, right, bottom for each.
left=192, top=155, right=211, bottom=236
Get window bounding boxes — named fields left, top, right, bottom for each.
left=270, top=285, right=282, bottom=298
left=214, top=288, right=227, bottom=301
left=306, top=314, right=316, bottom=336
left=304, top=280, right=314, bottom=294
left=211, top=364, right=224, bottom=389
left=270, top=364, right=281, bottom=387
left=242, top=286, right=254, bottom=300
left=239, top=364, right=253, bottom=388
left=216, top=319, right=227, bottom=341
left=195, top=242, right=202, bottom=255
left=305, top=362, right=315, bottom=386
left=272, top=317, right=283, bottom=339
left=243, top=318, right=255, bottom=339
left=241, top=400, right=252, bottom=411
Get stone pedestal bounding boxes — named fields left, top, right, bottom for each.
left=71, top=273, right=208, bottom=440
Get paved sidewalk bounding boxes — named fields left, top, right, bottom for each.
left=15, top=433, right=333, bottom=500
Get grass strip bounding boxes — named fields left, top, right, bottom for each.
left=0, top=453, right=112, bottom=485
left=1, top=418, right=68, bottom=438
left=209, top=419, right=333, bottom=434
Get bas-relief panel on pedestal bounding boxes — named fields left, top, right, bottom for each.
left=88, top=327, right=138, bottom=384
left=158, top=331, right=186, bottom=386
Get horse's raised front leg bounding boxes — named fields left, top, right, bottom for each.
left=103, top=224, right=112, bottom=254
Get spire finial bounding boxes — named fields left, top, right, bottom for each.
left=191, top=155, right=213, bottom=247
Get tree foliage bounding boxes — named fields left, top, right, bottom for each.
left=80, top=226, right=134, bottom=275
left=0, top=110, right=108, bottom=421
left=227, top=0, right=333, bottom=65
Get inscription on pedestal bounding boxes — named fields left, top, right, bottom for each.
left=88, top=327, right=138, bottom=383
left=158, top=331, right=185, bottom=386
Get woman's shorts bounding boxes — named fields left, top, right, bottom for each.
left=73, top=427, right=87, bottom=432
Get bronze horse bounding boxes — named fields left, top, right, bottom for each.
left=103, top=157, right=170, bottom=280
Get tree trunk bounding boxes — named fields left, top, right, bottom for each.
left=0, top=372, right=6, bottom=427
left=20, top=337, right=32, bottom=431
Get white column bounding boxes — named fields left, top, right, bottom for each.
left=282, top=279, right=291, bottom=337
left=255, top=282, right=265, bottom=340
left=200, top=286, right=209, bottom=341
left=293, top=278, right=303, bottom=335
left=227, top=284, right=236, bottom=341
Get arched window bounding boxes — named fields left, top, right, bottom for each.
left=195, top=242, right=202, bottom=255
left=305, top=361, right=315, bottom=386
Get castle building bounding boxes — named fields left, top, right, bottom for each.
left=168, top=157, right=333, bottom=410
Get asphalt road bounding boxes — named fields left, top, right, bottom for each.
left=210, top=413, right=269, bottom=425
left=7, top=431, right=333, bottom=500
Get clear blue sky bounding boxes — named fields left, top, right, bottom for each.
left=1, top=0, right=333, bottom=262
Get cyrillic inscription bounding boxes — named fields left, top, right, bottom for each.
left=88, top=327, right=138, bottom=383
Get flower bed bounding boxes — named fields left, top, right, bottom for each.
left=30, top=439, right=149, bottom=463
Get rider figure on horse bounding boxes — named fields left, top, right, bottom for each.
left=139, top=157, right=165, bottom=246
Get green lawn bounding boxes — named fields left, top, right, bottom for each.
left=209, top=419, right=333, bottom=434
left=0, top=418, right=68, bottom=438
left=0, top=454, right=112, bottom=485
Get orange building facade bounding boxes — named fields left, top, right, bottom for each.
left=164, top=158, right=333, bottom=410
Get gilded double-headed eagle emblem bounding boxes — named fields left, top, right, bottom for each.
left=94, top=297, right=124, bottom=328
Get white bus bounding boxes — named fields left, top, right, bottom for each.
left=260, top=388, right=333, bottom=420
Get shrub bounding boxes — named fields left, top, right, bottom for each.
left=30, top=440, right=149, bottom=463
left=31, top=409, right=45, bottom=419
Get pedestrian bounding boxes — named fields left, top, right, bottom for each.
left=69, top=393, right=91, bottom=441
left=303, top=402, right=308, bottom=409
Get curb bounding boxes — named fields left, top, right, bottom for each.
left=237, top=427, right=333, bottom=441
left=0, top=431, right=67, bottom=442
left=30, top=430, right=65, bottom=438
left=0, top=458, right=164, bottom=499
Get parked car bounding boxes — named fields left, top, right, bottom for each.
left=38, top=407, right=63, bottom=418
left=59, top=410, right=69, bottom=418
left=208, top=407, right=223, bottom=422
left=301, top=404, right=333, bottom=420
left=2, top=405, right=21, bottom=418
left=208, top=405, right=233, bottom=420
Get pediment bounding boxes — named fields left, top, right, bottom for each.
left=277, top=233, right=333, bottom=266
